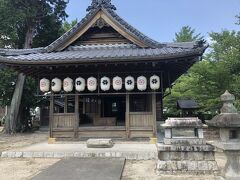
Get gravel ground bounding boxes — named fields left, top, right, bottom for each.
left=0, top=158, right=60, bottom=180
left=0, top=130, right=48, bottom=151
left=0, top=127, right=227, bottom=180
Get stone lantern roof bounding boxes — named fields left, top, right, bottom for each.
left=207, top=90, right=240, bottom=127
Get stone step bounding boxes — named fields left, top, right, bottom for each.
left=0, top=151, right=157, bottom=160
left=87, top=139, right=114, bottom=148
left=164, top=138, right=206, bottom=145
left=158, top=151, right=215, bottom=161
left=157, top=143, right=215, bottom=152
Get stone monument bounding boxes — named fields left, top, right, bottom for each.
left=207, top=90, right=240, bottom=180
left=157, top=117, right=218, bottom=174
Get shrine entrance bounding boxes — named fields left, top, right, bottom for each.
left=79, top=95, right=126, bottom=127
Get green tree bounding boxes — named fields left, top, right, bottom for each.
left=174, top=26, right=204, bottom=42
left=61, top=19, right=78, bottom=33
left=164, top=25, right=240, bottom=118
left=236, top=14, right=240, bottom=25
left=0, top=0, right=68, bottom=133
left=164, top=26, right=204, bottom=116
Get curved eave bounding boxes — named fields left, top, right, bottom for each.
left=0, top=47, right=206, bottom=66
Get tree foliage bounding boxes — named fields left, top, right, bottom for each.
left=0, top=0, right=68, bottom=48
left=174, top=26, right=204, bottom=42
left=0, top=0, right=69, bottom=132
left=0, top=69, right=17, bottom=106
left=164, top=23, right=240, bottom=118
left=61, top=19, right=78, bottom=33
left=236, top=14, right=240, bottom=25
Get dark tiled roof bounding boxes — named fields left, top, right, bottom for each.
left=177, top=100, right=199, bottom=109
left=0, top=44, right=206, bottom=65
left=87, top=0, right=117, bottom=11
left=0, top=0, right=208, bottom=65
left=0, top=48, right=45, bottom=56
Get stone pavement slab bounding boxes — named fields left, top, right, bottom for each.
left=1, top=142, right=157, bottom=160
left=31, top=158, right=125, bottom=180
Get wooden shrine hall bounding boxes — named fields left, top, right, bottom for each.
left=0, top=0, right=207, bottom=139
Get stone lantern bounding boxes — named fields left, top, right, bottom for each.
left=207, top=90, right=240, bottom=141
left=207, top=90, right=240, bottom=179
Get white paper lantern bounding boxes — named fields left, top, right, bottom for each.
left=75, top=77, right=85, bottom=92
left=40, top=78, right=50, bottom=92
left=87, top=77, right=97, bottom=92
left=63, top=77, right=73, bottom=92
left=137, top=76, right=147, bottom=91
left=51, top=78, right=62, bottom=92
left=150, top=75, right=160, bottom=90
left=113, top=76, right=122, bottom=91
left=125, top=76, right=135, bottom=91
left=101, top=76, right=110, bottom=91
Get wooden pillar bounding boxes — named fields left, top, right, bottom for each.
left=97, top=98, right=101, bottom=118
left=126, top=94, right=130, bottom=139
left=49, top=96, right=54, bottom=138
left=83, top=97, right=86, bottom=114
left=152, top=93, right=157, bottom=137
left=74, top=95, right=79, bottom=139
left=156, top=94, right=164, bottom=121
left=64, top=96, right=67, bottom=113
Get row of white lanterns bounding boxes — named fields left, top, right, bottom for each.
left=40, top=75, right=160, bottom=93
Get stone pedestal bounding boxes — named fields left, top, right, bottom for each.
left=157, top=117, right=218, bottom=175
left=211, top=142, right=240, bottom=180
left=224, top=151, right=240, bottom=180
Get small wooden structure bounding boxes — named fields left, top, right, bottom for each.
left=0, top=0, right=207, bottom=139
left=177, top=99, right=199, bottom=117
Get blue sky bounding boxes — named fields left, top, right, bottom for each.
left=66, top=0, right=240, bottom=42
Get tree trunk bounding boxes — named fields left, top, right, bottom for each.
left=24, top=26, right=34, bottom=49
left=4, top=26, right=34, bottom=134
left=5, top=73, right=26, bottom=133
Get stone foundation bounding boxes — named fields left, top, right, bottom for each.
left=157, top=160, right=218, bottom=175
left=157, top=143, right=218, bottom=175
left=157, top=117, right=219, bottom=175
